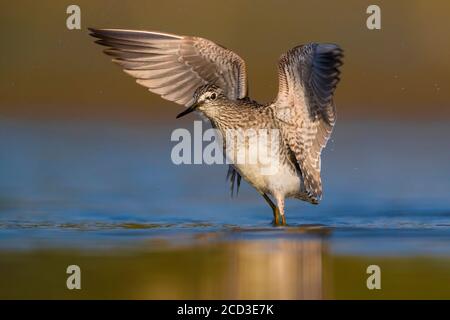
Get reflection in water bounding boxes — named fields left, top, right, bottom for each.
left=1, top=231, right=450, bottom=299
left=226, top=239, right=324, bottom=299
left=137, top=226, right=330, bottom=299
left=0, top=235, right=328, bottom=299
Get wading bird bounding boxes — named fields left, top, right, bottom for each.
left=90, top=28, right=343, bottom=225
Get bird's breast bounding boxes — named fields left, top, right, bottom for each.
left=223, top=128, right=301, bottom=197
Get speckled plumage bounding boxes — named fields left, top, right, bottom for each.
left=90, top=28, right=343, bottom=225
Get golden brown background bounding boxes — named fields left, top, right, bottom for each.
left=1, top=0, right=449, bottom=122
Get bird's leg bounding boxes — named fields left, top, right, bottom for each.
left=272, top=207, right=280, bottom=226
left=259, top=192, right=281, bottom=225
left=275, top=195, right=286, bottom=226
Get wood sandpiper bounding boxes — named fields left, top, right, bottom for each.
left=89, top=28, right=343, bottom=226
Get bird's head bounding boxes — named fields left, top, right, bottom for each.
left=176, top=84, right=226, bottom=119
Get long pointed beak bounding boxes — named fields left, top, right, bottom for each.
left=176, top=103, right=197, bottom=119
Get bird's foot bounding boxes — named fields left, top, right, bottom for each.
left=280, top=214, right=286, bottom=226
left=272, top=207, right=280, bottom=225
left=272, top=208, right=286, bottom=226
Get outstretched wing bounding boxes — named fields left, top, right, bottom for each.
left=89, top=28, right=247, bottom=106
left=274, top=43, right=343, bottom=201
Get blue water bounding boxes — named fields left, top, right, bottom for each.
left=0, top=118, right=449, bottom=255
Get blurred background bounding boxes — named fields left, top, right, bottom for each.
left=1, top=0, right=450, bottom=121
left=0, top=0, right=449, bottom=299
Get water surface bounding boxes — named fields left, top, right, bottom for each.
left=0, top=118, right=449, bottom=299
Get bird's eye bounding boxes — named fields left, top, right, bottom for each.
left=209, top=93, right=217, bottom=100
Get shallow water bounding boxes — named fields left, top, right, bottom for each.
left=0, top=118, right=449, bottom=299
